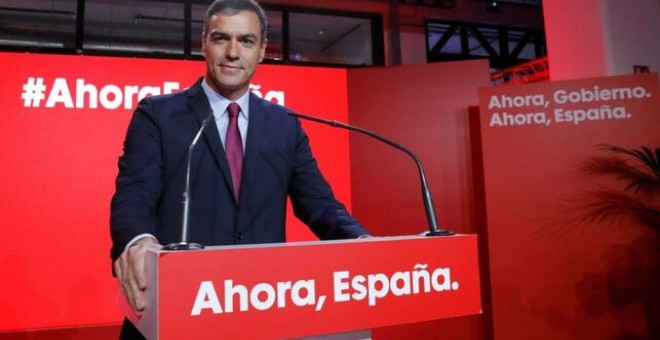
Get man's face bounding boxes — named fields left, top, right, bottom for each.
left=202, top=10, right=266, bottom=100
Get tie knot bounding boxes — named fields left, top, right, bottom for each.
left=228, top=102, right=240, bottom=119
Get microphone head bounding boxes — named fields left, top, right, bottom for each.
left=162, top=241, right=204, bottom=251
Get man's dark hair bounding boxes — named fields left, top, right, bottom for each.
left=203, top=0, right=268, bottom=42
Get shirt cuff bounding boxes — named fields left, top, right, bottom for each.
left=124, top=233, right=158, bottom=253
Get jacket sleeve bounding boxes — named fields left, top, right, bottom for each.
left=110, top=98, right=163, bottom=261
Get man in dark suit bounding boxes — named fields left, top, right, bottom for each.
left=110, top=0, right=369, bottom=338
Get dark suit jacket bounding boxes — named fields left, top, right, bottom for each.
left=110, top=78, right=368, bottom=261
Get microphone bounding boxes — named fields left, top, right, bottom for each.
left=288, top=111, right=454, bottom=237
left=163, top=112, right=214, bottom=250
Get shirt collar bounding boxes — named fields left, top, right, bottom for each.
left=201, top=78, right=250, bottom=120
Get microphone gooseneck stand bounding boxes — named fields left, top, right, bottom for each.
left=288, top=112, right=454, bottom=237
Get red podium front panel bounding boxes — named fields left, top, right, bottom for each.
left=127, top=235, right=481, bottom=339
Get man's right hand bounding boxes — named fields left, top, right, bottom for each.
left=113, top=237, right=160, bottom=315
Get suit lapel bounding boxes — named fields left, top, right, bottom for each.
left=239, top=94, right=269, bottom=208
left=186, top=79, right=235, bottom=202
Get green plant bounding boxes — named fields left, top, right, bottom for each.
left=580, top=145, right=659, bottom=230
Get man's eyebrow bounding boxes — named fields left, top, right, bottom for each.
left=207, top=31, right=259, bottom=40
left=238, top=33, right=259, bottom=40
left=208, top=31, right=228, bottom=37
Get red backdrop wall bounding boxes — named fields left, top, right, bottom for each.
left=7, top=51, right=651, bottom=340
left=347, top=60, right=492, bottom=340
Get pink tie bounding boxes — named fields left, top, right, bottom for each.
left=226, top=102, right=243, bottom=201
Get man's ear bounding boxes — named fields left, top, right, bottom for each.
left=259, top=39, right=268, bottom=62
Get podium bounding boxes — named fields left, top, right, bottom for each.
left=122, top=235, right=481, bottom=339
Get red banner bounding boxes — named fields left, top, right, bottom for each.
left=128, top=236, right=481, bottom=339
left=0, top=52, right=353, bottom=331
left=477, top=73, right=659, bottom=338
